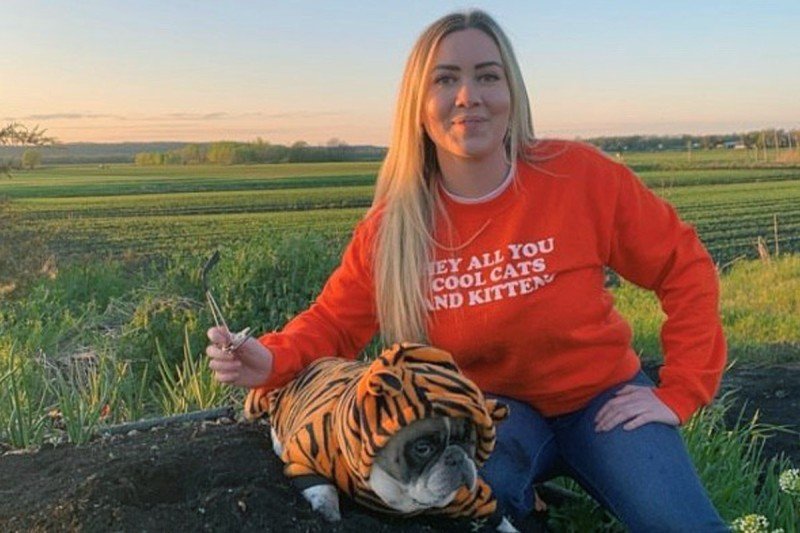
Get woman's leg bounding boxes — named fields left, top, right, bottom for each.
left=550, top=371, right=729, bottom=532
left=479, top=394, right=560, bottom=522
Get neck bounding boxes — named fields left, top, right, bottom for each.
left=436, top=149, right=509, bottom=199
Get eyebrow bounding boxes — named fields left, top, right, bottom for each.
left=433, top=61, right=504, bottom=71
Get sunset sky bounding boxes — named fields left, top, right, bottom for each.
left=3, top=0, right=798, bottom=144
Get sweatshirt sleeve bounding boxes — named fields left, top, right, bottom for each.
left=606, top=161, right=727, bottom=424
left=253, top=215, right=380, bottom=391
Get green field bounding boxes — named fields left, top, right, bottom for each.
left=2, top=152, right=799, bottom=530
left=3, top=158, right=799, bottom=265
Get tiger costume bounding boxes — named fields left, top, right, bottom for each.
left=245, top=343, right=509, bottom=521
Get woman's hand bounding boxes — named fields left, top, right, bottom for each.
left=594, top=385, right=680, bottom=432
left=206, top=326, right=273, bottom=388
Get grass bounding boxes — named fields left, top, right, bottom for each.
left=615, top=254, right=800, bottom=365
left=0, top=238, right=798, bottom=529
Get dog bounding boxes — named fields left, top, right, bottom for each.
left=245, top=343, right=518, bottom=531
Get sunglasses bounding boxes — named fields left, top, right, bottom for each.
left=201, top=250, right=252, bottom=352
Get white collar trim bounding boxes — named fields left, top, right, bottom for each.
left=440, top=165, right=514, bottom=205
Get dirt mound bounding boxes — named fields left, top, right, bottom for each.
left=1, top=364, right=797, bottom=533
left=1, top=421, right=497, bottom=533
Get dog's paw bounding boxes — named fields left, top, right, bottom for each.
left=469, top=516, right=519, bottom=533
left=497, top=516, right=519, bottom=532
left=270, top=426, right=282, bottom=457
left=301, top=484, right=341, bottom=522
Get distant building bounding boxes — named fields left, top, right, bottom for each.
left=723, top=141, right=747, bottom=150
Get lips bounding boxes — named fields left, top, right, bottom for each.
left=451, top=116, right=487, bottom=125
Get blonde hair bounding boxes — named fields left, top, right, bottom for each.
left=371, top=10, right=537, bottom=344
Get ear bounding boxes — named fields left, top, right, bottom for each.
left=397, top=343, right=457, bottom=367
left=377, top=343, right=408, bottom=367
left=485, top=398, right=509, bottom=423
left=366, top=368, right=403, bottom=397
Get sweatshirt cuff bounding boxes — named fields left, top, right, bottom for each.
left=253, top=332, right=297, bottom=391
left=652, top=386, right=697, bottom=425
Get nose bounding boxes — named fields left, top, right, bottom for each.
left=443, top=445, right=467, bottom=466
left=454, top=79, right=480, bottom=108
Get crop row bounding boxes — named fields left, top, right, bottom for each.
left=3, top=164, right=798, bottom=200
left=12, top=186, right=375, bottom=219
left=20, top=208, right=365, bottom=259
left=16, top=196, right=800, bottom=268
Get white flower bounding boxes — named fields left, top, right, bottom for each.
left=730, top=514, right=784, bottom=533
left=778, top=468, right=800, bottom=497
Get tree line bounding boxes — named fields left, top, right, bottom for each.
left=4, top=121, right=800, bottom=170
left=587, top=128, right=800, bottom=153
left=134, top=139, right=386, bottom=166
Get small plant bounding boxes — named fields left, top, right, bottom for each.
left=778, top=468, right=800, bottom=497
left=48, top=350, right=120, bottom=445
left=154, top=327, right=228, bottom=414
left=730, top=514, right=784, bottom=533
left=0, top=348, right=48, bottom=448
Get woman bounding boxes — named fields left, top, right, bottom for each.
left=207, top=10, right=729, bottom=531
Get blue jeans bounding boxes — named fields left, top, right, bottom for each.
left=480, top=371, right=729, bottom=532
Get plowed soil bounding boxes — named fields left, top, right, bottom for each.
left=1, top=364, right=798, bottom=533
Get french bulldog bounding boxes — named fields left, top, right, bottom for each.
left=286, top=416, right=519, bottom=532
left=253, top=345, right=517, bottom=531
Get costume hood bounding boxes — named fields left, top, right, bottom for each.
left=333, top=343, right=509, bottom=483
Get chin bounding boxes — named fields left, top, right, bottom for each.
left=443, top=139, right=505, bottom=162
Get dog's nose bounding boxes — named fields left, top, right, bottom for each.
left=443, top=446, right=466, bottom=466
left=443, top=446, right=470, bottom=466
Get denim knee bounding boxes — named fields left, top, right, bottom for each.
left=480, top=394, right=557, bottom=520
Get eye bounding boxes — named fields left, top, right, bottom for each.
left=434, top=75, right=457, bottom=86
left=412, top=439, right=436, bottom=458
left=478, top=73, right=501, bottom=83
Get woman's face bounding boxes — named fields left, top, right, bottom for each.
left=422, top=28, right=511, bottom=164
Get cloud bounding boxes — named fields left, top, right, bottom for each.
left=5, top=110, right=345, bottom=123
left=165, top=112, right=230, bottom=120
left=160, top=111, right=343, bottom=121
left=7, top=113, right=124, bottom=120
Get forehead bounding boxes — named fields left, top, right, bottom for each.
left=432, top=28, right=502, bottom=66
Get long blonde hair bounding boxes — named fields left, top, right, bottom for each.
left=372, top=10, right=536, bottom=344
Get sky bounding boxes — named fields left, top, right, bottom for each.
left=2, top=0, right=798, bottom=144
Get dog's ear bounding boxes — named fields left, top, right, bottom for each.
left=365, top=368, right=403, bottom=397
left=485, top=398, right=510, bottom=423
left=394, top=343, right=458, bottom=368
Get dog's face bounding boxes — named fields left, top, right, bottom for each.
left=369, top=417, right=478, bottom=513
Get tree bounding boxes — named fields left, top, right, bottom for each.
left=1, top=123, right=55, bottom=176
left=326, top=137, right=348, bottom=147
left=21, top=149, right=42, bottom=170
left=0, top=122, right=54, bottom=146
left=206, top=142, right=237, bottom=165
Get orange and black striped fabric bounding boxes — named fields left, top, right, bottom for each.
left=245, top=343, right=509, bottom=519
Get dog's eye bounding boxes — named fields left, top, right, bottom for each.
left=412, top=439, right=435, bottom=458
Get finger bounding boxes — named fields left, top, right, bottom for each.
left=209, top=359, right=241, bottom=373
left=206, top=344, right=233, bottom=361
left=207, top=326, right=231, bottom=346
left=597, top=411, right=635, bottom=432
left=596, top=404, right=639, bottom=432
left=594, top=394, right=633, bottom=425
left=214, top=371, right=240, bottom=384
left=622, top=414, right=654, bottom=431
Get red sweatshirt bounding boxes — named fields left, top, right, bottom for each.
left=256, top=140, right=726, bottom=424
